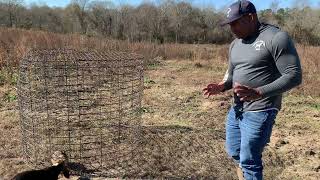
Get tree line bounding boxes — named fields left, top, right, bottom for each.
left=1, top=0, right=320, bottom=45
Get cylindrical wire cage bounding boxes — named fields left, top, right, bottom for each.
left=18, top=49, right=144, bottom=176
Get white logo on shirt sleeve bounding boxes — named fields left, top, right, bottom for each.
left=252, top=40, right=265, bottom=51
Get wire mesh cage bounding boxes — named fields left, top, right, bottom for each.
left=17, top=49, right=144, bottom=176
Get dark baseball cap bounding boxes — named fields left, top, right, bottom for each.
left=220, top=0, right=256, bottom=26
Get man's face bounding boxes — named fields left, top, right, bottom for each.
left=229, top=14, right=252, bottom=39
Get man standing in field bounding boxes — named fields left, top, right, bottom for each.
left=203, top=1, right=302, bottom=179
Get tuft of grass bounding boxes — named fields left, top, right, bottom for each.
left=144, top=77, right=156, bottom=85
left=140, top=106, right=155, bottom=114
left=0, top=74, right=5, bottom=86
left=0, top=69, right=18, bottom=86
left=146, top=58, right=163, bottom=70
left=3, top=91, right=17, bottom=102
left=194, top=62, right=203, bottom=68
left=10, top=73, right=18, bottom=85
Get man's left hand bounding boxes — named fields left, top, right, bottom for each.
left=234, top=82, right=263, bottom=101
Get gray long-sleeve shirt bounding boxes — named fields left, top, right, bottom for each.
left=224, top=23, right=302, bottom=111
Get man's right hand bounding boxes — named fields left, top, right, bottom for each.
left=203, top=82, right=225, bottom=98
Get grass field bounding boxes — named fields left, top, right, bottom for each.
left=0, top=28, right=319, bottom=179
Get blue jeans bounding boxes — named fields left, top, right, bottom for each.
left=225, top=107, right=278, bottom=180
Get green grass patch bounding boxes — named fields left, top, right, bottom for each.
left=3, top=91, right=17, bottom=102
left=144, top=77, right=156, bottom=85
left=0, top=69, right=18, bottom=86
left=309, top=103, right=320, bottom=110
left=147, top=61, right=163, bottom=70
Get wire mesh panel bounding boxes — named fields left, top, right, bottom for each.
left=18, top=49, right=144, bottom=176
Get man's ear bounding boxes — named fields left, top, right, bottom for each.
left=248, top=13, right=254, bottom=21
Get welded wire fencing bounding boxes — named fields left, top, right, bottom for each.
left=18, top=49, right=144, bottom=176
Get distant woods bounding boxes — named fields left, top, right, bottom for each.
left=0, top=0, right=320, bottom=45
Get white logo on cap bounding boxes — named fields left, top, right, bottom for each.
left=227, top=8, right=231, bottom=17
left=253, top=40, right=265, bottom=51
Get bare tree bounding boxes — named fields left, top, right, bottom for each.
left=87, top=1, right=115, bottom=36
left=284, top=7, right=320, bottom=44
left=71, top=0, right=90, bottom=34
left=0, top=0, right=24, bottom=27
left=270, top=0, right=280, bottom=13
left=135, top=3, right=160, bottom=42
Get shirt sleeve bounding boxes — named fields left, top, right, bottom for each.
left=257, top=31, right=302, bottom=97
left=223, top=41, right=235, bottom=91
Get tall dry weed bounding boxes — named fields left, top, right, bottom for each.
left=295, top=44, right=320, bottom=96
left=0, top=27, right=215, bottom=67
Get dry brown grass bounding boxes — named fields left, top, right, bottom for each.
left=0, top=27, right=319, bottom=96
left=294, top=44, right=320, bottom=96
left=0, top=27, right=226, bottom=68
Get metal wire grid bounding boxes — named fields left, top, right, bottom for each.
left=18, top=49, right=144, bottom=176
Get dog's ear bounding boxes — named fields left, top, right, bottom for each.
left=62, top=167, right=70, bottom=178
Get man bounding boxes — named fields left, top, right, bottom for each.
left=203, top=1, right=302, bottom=180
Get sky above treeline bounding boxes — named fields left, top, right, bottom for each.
left=23, top=0, right=319, bottom=10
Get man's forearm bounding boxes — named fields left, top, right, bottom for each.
left=257, top=71, right=302, bottom=97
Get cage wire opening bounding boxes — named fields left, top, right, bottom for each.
left=18, top=49, right=144, bottom=177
